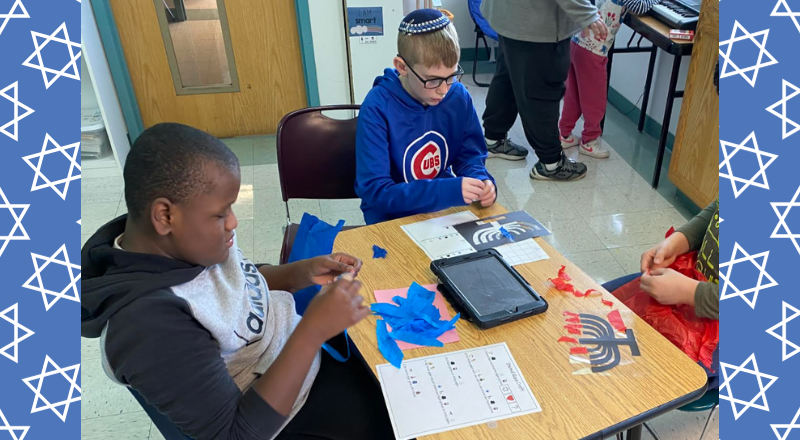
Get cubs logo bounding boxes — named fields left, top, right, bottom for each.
left=411, top=142, right=441, bottom=180
left=403, top=131, right=449, bottom=183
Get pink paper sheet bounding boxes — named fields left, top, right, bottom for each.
left=373, top=284, right=460, bottom=350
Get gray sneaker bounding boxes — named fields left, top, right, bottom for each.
left=486, top=136, right=529, bottom=161
left=530, top=154, right=588, bottom=181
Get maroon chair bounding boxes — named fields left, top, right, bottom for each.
left=276, top=105, right=361, bottom=264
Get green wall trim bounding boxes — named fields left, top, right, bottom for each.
left=295, top=0, right=320, bottom=107
left=607, top=86, right=676, bottom=153
left=90, top=0, right=145, bottom=142
left=460, top=47, right=490, bottom=62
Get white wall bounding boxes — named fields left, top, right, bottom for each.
left=440, top=0, right=479, bottom=52
left=81, top=57, right=100, bottom=110
left=308, top=0, right=351, bottom=105
left=82, top=0, right=131, bottom=167
left=307, top=1, right=485, bottom=106
left=344, top=0, right=405, bottom=104
left=608, top=25, right=690, bottom=135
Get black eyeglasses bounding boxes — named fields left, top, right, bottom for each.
left=400, top=56, right=464, bottom=89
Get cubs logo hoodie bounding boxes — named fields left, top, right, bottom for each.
left=355, top=68, right=494, bottom=224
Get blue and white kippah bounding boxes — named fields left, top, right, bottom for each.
left=398, top=9, right=450, bottom=35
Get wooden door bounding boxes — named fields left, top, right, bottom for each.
left=668, top=0, right=719, bottom=207
left=108, top=0, right=307, bottom=138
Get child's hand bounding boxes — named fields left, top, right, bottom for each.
left=640, top=268, right=698, bottom=306
left=479, top=180, right=497, bottom=207
left=303, top=253, right=362, bottom=286
left=586, top=18, right=608, bottom=41
left=462, top=178, right=485, bottom=205
left=300, top=276, right=369, bottom=345
left=640, top=232, right=690, bottom=272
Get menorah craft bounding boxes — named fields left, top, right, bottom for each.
left=571, top=313, right=641, bottom=373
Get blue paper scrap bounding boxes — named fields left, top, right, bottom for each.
left=372, top=244, right=388, bottom=259
left=371, top=282, right=460, bottom=368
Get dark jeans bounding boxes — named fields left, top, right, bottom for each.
left=275, top=335, right=394, bottom=440
left=136, top=334, right=393, bottom=440
left=482, top=36, right=571, bottom=164
left=602, top=274, right=720, bottom=390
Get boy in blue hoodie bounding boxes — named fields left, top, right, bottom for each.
left=355, top=9, right=497, bottom=225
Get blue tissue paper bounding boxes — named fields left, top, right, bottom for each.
left=372, top=245, right=388, bottom=259
left=371, top=282, right=460, bottom=368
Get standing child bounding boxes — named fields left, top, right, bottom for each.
left=559, top=0, right=658, bottom=158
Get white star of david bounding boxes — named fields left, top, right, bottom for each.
left=0, top=81, right=34, bottom=141
left=22, top=134, right=81, bottom=200
left=1, top=303, right=34, bottom=364
left=719, top=21, right=778, bottom=87
left=720, top=353, right=779, bottom=420
left=771, top=184, right=800, bottom=255
left=21, top=355, right=81, bottom=422
left=0, top=409, right=29, bottom=440
left=772, top=0, right=800, bottom=35
left=0, top=186, right=30, bottom=258
left=22, top=244, right=81, bottom=311
left=719, top=132, right=778, bottom=198
left=719, top=242, right=778, bottom=309
left=766, top=79, right=800, bottom=139
left=22, top=22, right=80, bottom=89
left=773, top=407, right=800, bottom=440
left=0, top=0, right=28, bottom=36
left=766, top=301, right=800, bottom=361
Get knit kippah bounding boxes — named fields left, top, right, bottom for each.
left=398, top=9, right=450, bottom=35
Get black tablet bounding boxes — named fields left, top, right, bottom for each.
left=430, top=249, right=548, bottom=329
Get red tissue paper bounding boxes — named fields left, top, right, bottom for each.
left=610, top=228, right=718, bottom=369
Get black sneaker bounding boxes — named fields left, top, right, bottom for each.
left=530, top=154, right=588, bottom=181
left=486, top=136, right=529, bottom=161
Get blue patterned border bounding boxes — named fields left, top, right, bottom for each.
left=720, top=0, right=800, bottom=439
left=0, top=0, right=81, bottom=439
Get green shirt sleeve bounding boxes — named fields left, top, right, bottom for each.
left=676, top=201, right=717, bottom=251
left=694, top=281, right=719, bottom=320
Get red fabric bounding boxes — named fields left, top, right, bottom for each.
left=558, top=336, right=579, bottom=343
left=611, top=249, right=719, bottom=369
left=570, top=347, right=589, bottom=355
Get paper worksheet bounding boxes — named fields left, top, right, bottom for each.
left=401, top=211, right=550, bottom=266
left=494, top=240, right=550, bottom=266
left=401, top=211, right=479, bottom=260
left=377, top=342, right=542, bottom=440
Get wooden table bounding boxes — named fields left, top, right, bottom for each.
left=333, top=204, right=708, bottom=440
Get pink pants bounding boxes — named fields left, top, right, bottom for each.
left=559, top=42, right=608, bottom=143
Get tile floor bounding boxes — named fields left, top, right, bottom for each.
left=80, top=76, right=717, bottom=439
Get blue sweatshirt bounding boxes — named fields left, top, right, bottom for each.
left=356, top=69, right=494, bottom=224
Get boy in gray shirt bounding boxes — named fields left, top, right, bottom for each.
left=81, top=123, right=393, bottom=440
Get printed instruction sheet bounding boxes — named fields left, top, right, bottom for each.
left=376, top=342, right=542, bottom=439
left=401, top=211, right=479, bottom=260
